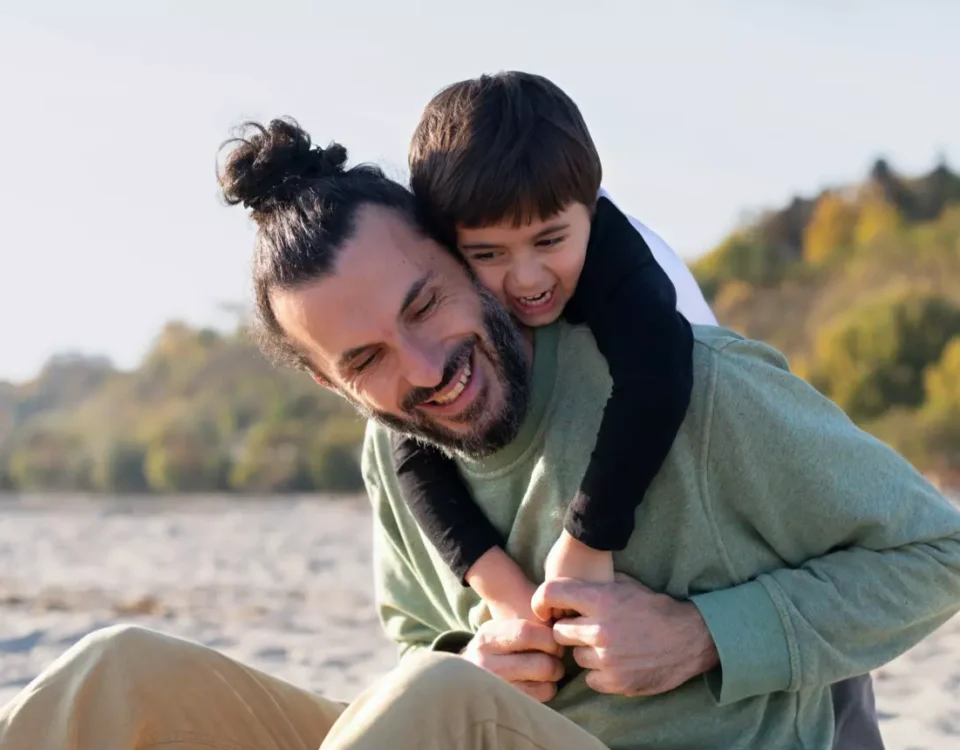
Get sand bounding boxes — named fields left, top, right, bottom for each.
left=1, top=494, right=958, bottom=749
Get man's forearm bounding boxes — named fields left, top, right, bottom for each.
left=692, top=535, right=960, bottom=705
left=697, top=336, right=960, bottom=706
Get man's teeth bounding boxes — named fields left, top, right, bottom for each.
left=517, top=289, right=554, bottom=307
left=430, top=361, right=472, bottom=405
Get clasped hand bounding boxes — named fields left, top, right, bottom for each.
left=460, top=574, right=718, bottom=701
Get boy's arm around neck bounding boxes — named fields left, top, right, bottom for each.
left=564, top=198, right=694, bottom=549
left=689, top=336, right=960, bottom=706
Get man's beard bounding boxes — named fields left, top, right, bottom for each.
left=352, top=285, right=531, bottom=459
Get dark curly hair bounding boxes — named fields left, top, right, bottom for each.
left=217, top=117, right=418, bottom=374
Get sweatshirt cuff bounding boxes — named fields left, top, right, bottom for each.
left=691, top=579, right=793, bottom=705
left=429, top=630, right=474, bottom=655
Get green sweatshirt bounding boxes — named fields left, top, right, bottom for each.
left=361, top=322, right=960, bottom=750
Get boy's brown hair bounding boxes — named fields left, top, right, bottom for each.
left=409, top=71, right=602, bottom=245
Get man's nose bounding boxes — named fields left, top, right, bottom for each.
left=398, top=335, right=446, bottom=389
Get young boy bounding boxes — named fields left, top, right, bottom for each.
left=393, top=71, right=704, bottom=622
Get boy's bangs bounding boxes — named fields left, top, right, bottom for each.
left=454, top=151, right=591, bottom=230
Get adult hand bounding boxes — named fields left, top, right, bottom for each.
left=460, top=618, right=565, bottom=703
left=531, top=574, right=719, bottom=696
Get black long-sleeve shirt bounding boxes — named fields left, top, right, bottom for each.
left=392, top=197, right=694, bottom=582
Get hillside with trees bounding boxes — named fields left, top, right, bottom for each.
left=2, top=157, right=959, bottom=494
left=0, top=323, right=366, bottom=494
left=693, top=158, right=960, bottom=484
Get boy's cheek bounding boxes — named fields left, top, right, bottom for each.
left=471, top=267, right=510, bottom=306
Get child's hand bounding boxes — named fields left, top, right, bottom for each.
left=485, top=582, right=538, bottom=623
left=465, top=547, right=539, bottom=622
left=542, top=530, right=615, bottom=620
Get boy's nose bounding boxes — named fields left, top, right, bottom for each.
left=508, top=260, right=547, bottom=294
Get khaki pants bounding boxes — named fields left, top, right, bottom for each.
left=0, top=625, right=607, bottom=750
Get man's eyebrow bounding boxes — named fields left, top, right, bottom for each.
left=459, top=222, right=571, bottom=250
left=335, top=271, right=435, bottom=371
left=399, top=271, right=435, bottom=315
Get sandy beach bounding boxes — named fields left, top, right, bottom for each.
left=1, top=494, right=958, bottom=748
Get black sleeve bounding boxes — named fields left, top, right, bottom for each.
left=389, top=431, right=504, bottom=585
left=562, top=197, right=694, bottom=550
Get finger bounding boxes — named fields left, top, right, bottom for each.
left=551, top=617, right=603, bottom=648
left=478, top=619, right=562, bottom=657
left=490, top=652, right=565, bottom=684
left=585, top=668, right=630, bottom=696
left=513, top=620, right=564, bottom=656
left=571, top=646, right=603, bottom=670
left=531, top=594, right=554, bottom=624
left=514, top=680, right=558, bottom=703
left=531, top=578, right=600, bottom=621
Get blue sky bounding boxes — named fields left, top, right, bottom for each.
left=2, top=1, right=957, bottom=381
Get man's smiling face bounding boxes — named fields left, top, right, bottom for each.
left=270, top=204, right=532, bottom=457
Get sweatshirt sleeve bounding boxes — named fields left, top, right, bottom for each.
left=362, top=426, right=473, bottom=662
left=690, top=337, right=960, bottom=706
left=564, top=197, right=694, bottom=550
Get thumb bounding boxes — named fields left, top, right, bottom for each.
left=531, top=578, right=598, bottom=622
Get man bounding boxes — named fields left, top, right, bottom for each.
left=2, top=118, right=959, bottom=749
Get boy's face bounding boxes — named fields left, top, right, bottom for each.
left=456, top=202, right=592, bottom=328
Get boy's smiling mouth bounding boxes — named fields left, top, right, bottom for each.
left=511, top=285, right=559, bottom=317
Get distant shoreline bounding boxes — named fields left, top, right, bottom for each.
left=1, top=482, right=956, bottom=507
left=0, top=491, right=370, bottom=512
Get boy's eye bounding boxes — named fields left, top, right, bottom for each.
left=468, top=251, right=498, bottom=263
left=536, top=236, right=565, bottom=249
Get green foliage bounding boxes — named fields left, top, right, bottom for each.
left=692, top=232, right=794, bottom=302
left=811, top=289, right=960, bottom=421
left=2, top=159, right=960, bottom=489
left=307, top=443, right=364, bottom=493
left=92, top=440, right=149, bottom=494
left=923, top=336, right=960, bottom=416
left=8, top=427, right=93, bottom=492
left=696, top=159, right=960, bottom=472
left=803, top=192, right=858, bottom=266
left=0, top=321, right=369, bottom=495
left=868, top=406, right=960, bottom=474
left=228, top=421, right=314, bottom=493
left=144, top=423, right=227, bottom=493
left=853, top=197, right=901, bottom=248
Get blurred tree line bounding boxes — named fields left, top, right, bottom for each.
left=3, top=157, right=959, bottom=493
left=694, top=158, right=960, bottom=480
left=0, top=323, right=367, bottom=494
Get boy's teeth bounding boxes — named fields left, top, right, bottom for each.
left=518, top=289, right=554, bottom=306
left=430, top=361, right=472, bottom=405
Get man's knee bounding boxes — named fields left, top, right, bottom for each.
left=67, top=624, right=204, bottom=688
left=73, top=623, right=168, bottom=660
left=389, top=652, right=505, bottom=705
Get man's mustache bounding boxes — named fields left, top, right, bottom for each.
left=401, top=336, right=478, bottom=412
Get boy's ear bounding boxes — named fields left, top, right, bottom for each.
left=311, top=372, right=334, bottom=390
